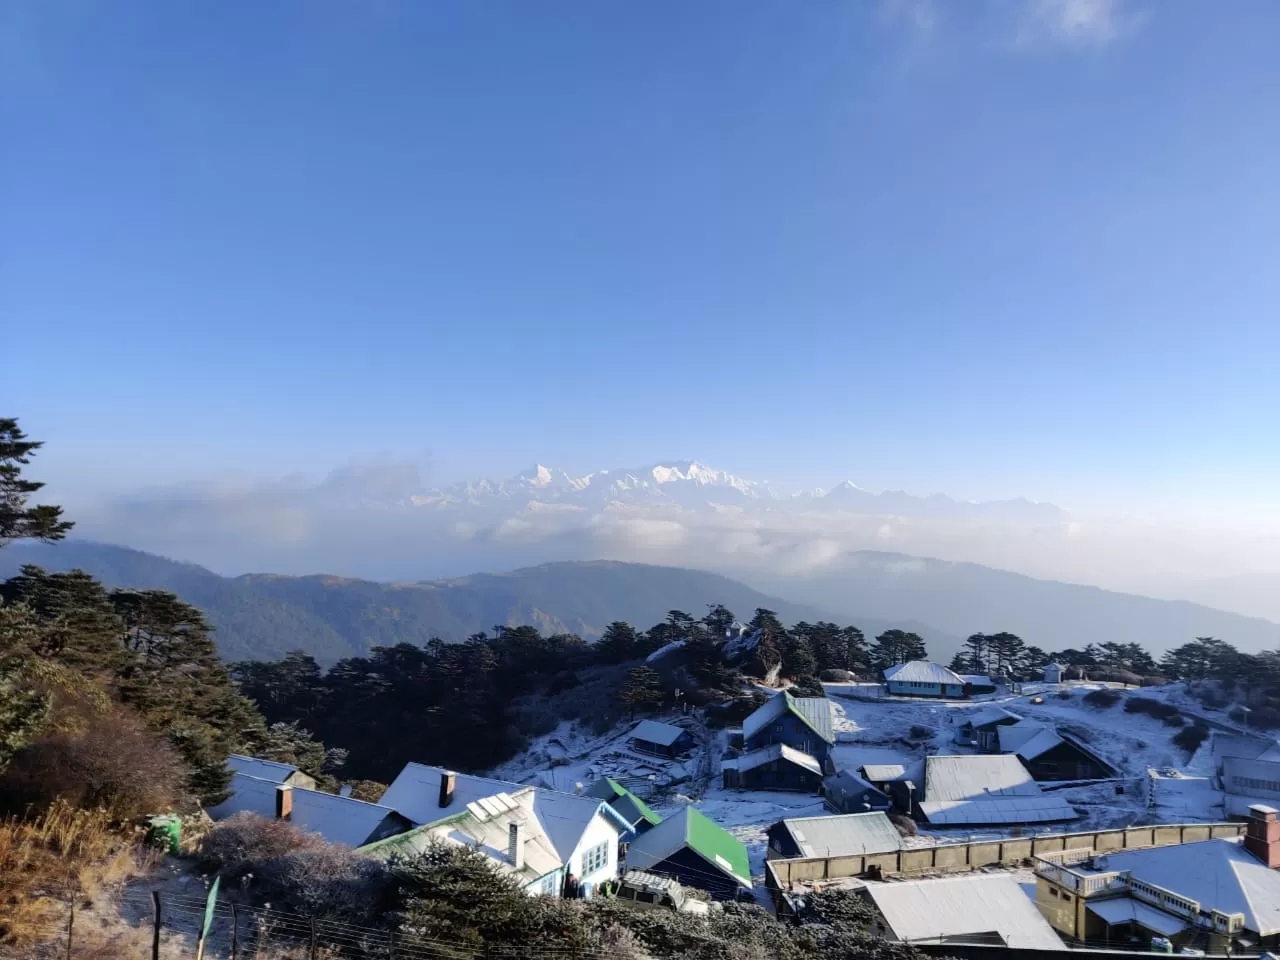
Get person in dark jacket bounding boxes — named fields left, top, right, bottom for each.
left=563, top=872, right=579, bottom=899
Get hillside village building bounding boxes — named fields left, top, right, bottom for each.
left=883, top=661, right=969, bottom=698
left=725, top=691, right=836, bottom=792
left=860, top=874, right=1064, bottom=948
left=822, top=769, right=891, bottom=814
left=623, top=806, right=751, bottom=901
left=767, top=812, right=903, bottom=861
left=1211, top=732, right=1280, bottom=818
left=871, top=754, right=1078, bottom=826
left=1034, top=805, right=1280, bottom=951
left=629, top=719, right=694, bottom=758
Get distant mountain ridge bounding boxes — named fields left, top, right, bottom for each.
left=0, top=541, right=951, bottom=664
left=406, top=459, right=1067, bottom=523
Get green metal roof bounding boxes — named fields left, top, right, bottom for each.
left=603, top=779, right=662, bottom=826
left=684, top=807, right=751, bottom=887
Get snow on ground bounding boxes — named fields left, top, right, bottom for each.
left=485, top=681, right=1238, bottom=891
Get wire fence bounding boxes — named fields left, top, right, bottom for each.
left=9, top=888, right=637, bottom=960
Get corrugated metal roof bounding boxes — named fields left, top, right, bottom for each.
left=964, top=706, right=1023, bottom=730
left=363, top=788, right=563, bottom=885
left=1212, top=734, right=1280, bottom=766
left=731, top=743, right=822, bottom=775
left=777, top=812, right=903, bottom=858
left=625, top=807, right=751, bottom=889
left=207, top=772, right=279, bottom=821
left=742, top=692, right=835, bottom=745
left=379, top=762, right=630, bottom=861
left=923, top=754, right=1041, bottom=802
left=289, top=789, right=404, bottom=848
left=863, top=874, right=1063, bottom=948
left=996, top=721, right=1063, bottom=760
left=227, top=755, right=299, bottom=783
left=1095, top=839, right=1280, bottom=937
left=917, top=796, right=1077, bottom=825
left=862, top=763, right=911, bottom=782
left=1086, top=898, right=1187, bottom=937
left=630, top=720, right=688, bottom=748
left=882, top=661, right=965, bottom=686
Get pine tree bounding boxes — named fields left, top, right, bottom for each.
left=781, top=634, right=817, bottom=679
left=0, top=419, right=73, bottom=546
left=595, top=621, right=640, bottom=664
left=871, top=630, right=927, bottom=669
left=702, top=604, right=736, bottom=638
left=619, top=666, right=664, bottom=720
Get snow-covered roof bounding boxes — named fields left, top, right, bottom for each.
left=1096, top=839, right=1280, bottom=937
left=227, top=755, right=299, bottom=783
left=289, top=788, right=406, bottom=848
left=1227, top=794, right=1280, bottom=818
left=625, top=806, right=751, bottom=889
left=1212, top=733, right=1280, bottom=766
left=918, top=796, right=1078, bottom=825
left=862, top=763, right=913, bottom=783
left=1086, top=899, right=1187, bottom=937
left=630, top=719, right=688, bottom=748
left=741, top=692, right=835, bottom=745
left=725, top=743, right=822, bottom=776
left=959, top=675, right=994, bottom=686
left=863, top=874, right=1063, bottom=948
left=775, top=812, right=903, bottom=859
left=997, top=720, right=1063, bottom=759
left=883, top=661, right=965, bottom=686
left=923, top=754, right=1042, bottom=802
left=645, top=639, right=686, bottom=663
left=379, top=762, right=631, bottom=860
left=964, top=706, right=1022, bottom=730
left=362, top=789, right=562, bottom=885
left=823, top=770, right=887, bottom=799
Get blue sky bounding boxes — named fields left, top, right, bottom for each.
left=5, top=0, right=1279, bottom=518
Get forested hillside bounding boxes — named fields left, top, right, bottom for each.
left=0, top=541, right=958, bottom=663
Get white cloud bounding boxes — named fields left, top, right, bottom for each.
left=880, top=0, right=937, bottom=32
left=1018, top=0, right=1146, bottom=47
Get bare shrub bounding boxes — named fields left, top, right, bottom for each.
left=0, top=711, right=185, bottom=821
left=255, top=846, right=391, bottom=923
left=1083, top=688, right=1120, bottom=708
left=1056, top=689, right=1072, bottom=700
left=344, top=781, right=387, bottom=804
left=1228, top=706, right=1249, bottom=725
left=888, top=813, right=917, bottom=836
left=907, top=725, right=933, bottom=740
left=1124, top=696, right=1181, bottom=722
left=819, top=669, right=854, bottom=682
left=200, top=813, right=323, bottom=878
left=1173, top=724, right=1209, bottom=757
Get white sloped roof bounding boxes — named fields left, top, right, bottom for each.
left=1212, top=733, right=1280, bottom=766
left=964, top=706, right=1023, bottom=730
left=997, top=720, right=1063, bottom=759
left=864, top=874, right=1063, bottom=947
left=923, top=754, right=1041, bottom=801
left=379, top=762, right=629, bottom=860
left=289, top=789, right=404, bottom=848
left=918, top=796, right=1078, bottom=825
left=732, top=743, right=822, bottom=775
left=1086, top=899, right=1187, bottom=937
left=227, top=755, right=299, bottom=783
left=1097, top=838, right=1280, bottom=937
left=884, top=661, right=965, bottom=686
left=631, top=719, right=687, bottom=747
left=778, top=812, right=903, bottom=858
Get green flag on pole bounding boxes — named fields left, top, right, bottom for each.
left=195, top=875, right=220, bottom=960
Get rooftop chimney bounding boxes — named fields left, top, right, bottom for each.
left=1244, top=804, right=1280, bottom=868
left=509, top=821, right=524, bottom=871
left=275, top=785, right=294, bottom=820
left=439, top=771, right=456, bottom=808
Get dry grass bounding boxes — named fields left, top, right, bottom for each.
left=0, top=801, right=151, bottom=948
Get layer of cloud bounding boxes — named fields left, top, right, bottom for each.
left=1017, top=0, right=1146, bottom=47
left=62, top=460, right=1280, bottom=616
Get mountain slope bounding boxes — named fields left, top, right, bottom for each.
left=747, top=551, right=1280, bottom=657
left=0, top=542, right=953, bottom=664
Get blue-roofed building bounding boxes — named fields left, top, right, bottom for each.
left=585, top=778, right=663, bottom=835
left=227, top=754, right=316, bottom=789
left=722, top=744, right=825, bottom=793
left=629, top=719, right=694, bottom=758
left=741, top=691, right=835, bottom=770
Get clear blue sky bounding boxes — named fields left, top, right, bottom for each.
left=5, top=0, right=1279, bottom=516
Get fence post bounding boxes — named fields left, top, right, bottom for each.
left=230, top=903, right=239, bottom=960
left=309, top=917, right=318, bottom=960
left=65, top=889, right=75, bottom=960
left=151, top=891, right=162, bottom=960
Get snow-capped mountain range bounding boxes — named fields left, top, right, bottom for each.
left=408, top=460, right=1066, bottom=523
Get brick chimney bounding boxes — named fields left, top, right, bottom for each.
left=439, top=771, right=456, bottom=808
left=275, top=785, right=294, bottom=820
left=508, top=821, right=524, bottom=871
left=1243, top=804, right=1280, bottom=868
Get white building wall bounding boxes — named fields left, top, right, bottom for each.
left=567, top=812, right=624, bottom=888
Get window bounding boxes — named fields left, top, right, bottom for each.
left=582, top=841, right=610, bottom=876
left=539, top=874, right=558, bottom=895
